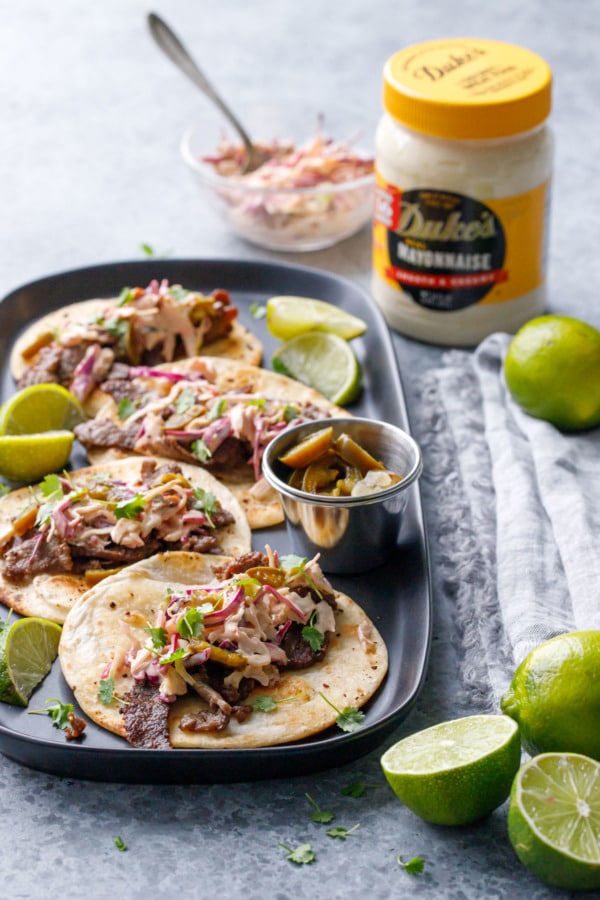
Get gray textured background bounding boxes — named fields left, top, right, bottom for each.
left=1, top=1, right=599, bottom=897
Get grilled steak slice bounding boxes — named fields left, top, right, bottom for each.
left=120, top=681, right=170, bottom=749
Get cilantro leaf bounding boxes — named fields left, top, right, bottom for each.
left=283, top=404, right=300, bottom=423
left=207, top=397, right=226, bottom=420
left=114, top=494, right=145, bottom=519
left=28, top=698, right=74, bottom=730
left=302, top=610, right=324, bottom=652
left=278, top=553, right=307, bottom=571
left=177, top=606, right=204, bottom=639
left=272, top=357, right=292, bottom=377
left=98, top=678, right=115, bottom=705
left=191, top=439, right=212, bottom=463
left=167, top=285, right=189, bottom=301
left=141, top=243, right=155, bottom=257
left=159, top=647, right=190, bottom=665
left=145, top=626, right=168, bottom=649
left=305, top=793, right=335, bottom=824
left=318, top=691, right=365, bottom=733
left=278, top=842, right=315, bottom=865
left=174, top=387, right=196, bottom=414
left=192, top=487, right=217, bottom=525
left=117, top=287, right=135, bottom=306
left=102, top=317, right=129, bottom=340
left=39, top=473, right=63, bottom=498
left=397, top=855, right=425, bottom=875
left=114, top=836, right=128, bottom=852
left=117, top=398, right=138, bottom=420
left=326, top=824, right=360, bottom=840
left=251, top=695, right=278, bottom=713
left=341, top=783, right=381, bottom=798
left=249, top=303, right=266, bottom=319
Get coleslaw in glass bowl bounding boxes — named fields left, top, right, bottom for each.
left=181, top=103, right=375, bottom=252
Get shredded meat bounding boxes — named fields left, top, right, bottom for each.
left=2, top=532, right=73, bottom=580
left=179, top=704, right=252, bottom=733
left=211, top=551, right=269, bottom=580
left=120, top=681, right=171, bottom=748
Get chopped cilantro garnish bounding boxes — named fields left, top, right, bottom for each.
left=283, top=404, right=300, bottom=422
left=140, top=243, right=154, bottom=257
left=249, top=303, right=266, bottom=319
left=326, top=824, right=360, bottom=840
left=251, top=694, right=299, bottom=713
left=177, top=606, right=204, bottom=639
left=167, top=285, right=189, bottom=302
left=35, top=474, right=65, bottom=526
left=341, top=783, right=381, bottom=798
left=278, top=842, right=315, bottom=865
left=159, top=647, right=190, bottom=665
left=97, top=678, right=115, bottom=705
left=301, top=610, right=324, bottom=653
left=272, top=357, right=292, bottom=377
left=191, top=439, right=212, bottom=463
left=305, top=793, right=335, bottom=824
left=192, top=487, right=217, bottom=525
left=145, top=626, right=168, bottom=649
left=397, top=855, right=425, bottom=875
left=117, top=287, right=135, bottom=306
left=102, top=317, right=129, bottom=340
left=247, top=397, right=266, bottom=408
left=174, top=387, right=196, bottom=414
left=114, top=836, right=128, bottom=852
left=28, top=698, right=75, bottom=730
left=279, top=554, right=323, bottom=599
left=207, top=397, right=226, bottom=420
left=117, top=398, right=139, bottom=420
left=114, top=494, right=145, bottom=519
left=318, top=692, right=365, bottom=733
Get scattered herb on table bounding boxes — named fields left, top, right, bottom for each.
left=397, top=855, right=425, bottom=875
left=28, top=698, right=86, bottom=739
left=326, top=824, right=360, bottom=840
left=318, top=691, right=365, bottom=733
left=114, top=836, right=127, bottom=852
left=341, top=782, right=382, bottom=798
left=305, top=792, right=335, bottom=824
left=249, top=303, right=266, bottom=319
left=278, top=842, right=316, bottom=865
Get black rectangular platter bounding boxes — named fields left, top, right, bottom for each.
left=0, top=258, right=431, bottom=783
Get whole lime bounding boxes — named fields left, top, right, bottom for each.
left=501, top=631, right=600, bottom=759
left=504, top=315, right=600, bottom=431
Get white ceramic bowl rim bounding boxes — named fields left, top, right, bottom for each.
left=180, top=124, right=375, bottom=196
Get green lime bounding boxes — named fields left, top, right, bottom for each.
left=0, top=383, right=85, bottom=435
left=508, top=752, right=600, bottom=890
left=0, top=616, right=62, bottom=706
left=380, top=714, right=521, bottom=826
left=266, top=295, right=367, bottom=341
left=504, top=315, right=600, bottom=431
left=0, top=431, right=75, bottom=483
left=272, top=331, right=361, bottom=405
left=500, top=630, right=600, bottom=759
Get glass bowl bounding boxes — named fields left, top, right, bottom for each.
left=180, top=101, right=375, bottom=252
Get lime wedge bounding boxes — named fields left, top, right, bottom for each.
left=508, top=752, right=600, bottom=890
left=0, top=617, right=62, bottom=706
left=0, top=431, right=75, bottom=483
left=380, top=714, right=521, bottom=825
left=272, top=331, right=361, bottom=405
left=266, top=296, right=367, bottom=341
left=0, top=383, right=85, bottom=436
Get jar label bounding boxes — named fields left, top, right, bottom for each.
left=373, top=176, right=550, bottom=311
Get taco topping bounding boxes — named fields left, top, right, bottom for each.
left=0, top=459, right=236, bottom=581
left=113, top=549, right=338, bottom=747
left=17, top=280, right=238, bottom=400
left=75, top=368, right=330, bottom=485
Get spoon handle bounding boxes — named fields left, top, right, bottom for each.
left=147, top=12, right=254, bottom=155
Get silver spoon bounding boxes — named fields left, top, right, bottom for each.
left=147, top=12, right=268, bottom=173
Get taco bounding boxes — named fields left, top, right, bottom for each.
left=74, top=357, right=346, bottom=529
left=58, top=548, right=388, bottom=749
left=0, top=456, right=251, bottom=624
left=10, top=279, right=263, bottom=404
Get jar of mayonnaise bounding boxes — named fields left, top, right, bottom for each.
left=372, top=38, right=553, bottom=346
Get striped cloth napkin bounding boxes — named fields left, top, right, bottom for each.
left=411, top=333, right=600, bottom=710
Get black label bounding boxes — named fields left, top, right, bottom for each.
left=387, top=189, right=506, bottom=311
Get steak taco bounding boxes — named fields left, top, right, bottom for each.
left=10, top=279, right=262, bottom=405
left=0, top=456, right=251, bottom=623
left=74, top=357, right=346, bottom=529
left=59, top=548, right=388, bottom=749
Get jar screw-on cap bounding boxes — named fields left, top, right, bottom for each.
left=383, top=38, right=552, bottom=140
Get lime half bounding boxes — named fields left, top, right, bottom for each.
left=508, top=752, right=600, bottom=890
left=380, top=714, right=521, bottom=825
left=266, top=296, right=367, bottom=341
left=272, top=331, right=361, bottom=405
left=0, top=617, right=62, bottom=706
left=0, top=431, right=75, bottom=483
left=0, top=383, right=85, bottom=436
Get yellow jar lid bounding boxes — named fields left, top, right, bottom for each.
left=383, top=38, right=552, bottom=139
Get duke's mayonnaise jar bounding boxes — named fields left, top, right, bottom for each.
left=372, top=38, right=553, bottom=346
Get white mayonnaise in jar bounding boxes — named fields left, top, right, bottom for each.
left=372, top=38, right=553, bottom=346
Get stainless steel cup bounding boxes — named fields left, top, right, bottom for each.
left=262, top=417, right=423, bottom=573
